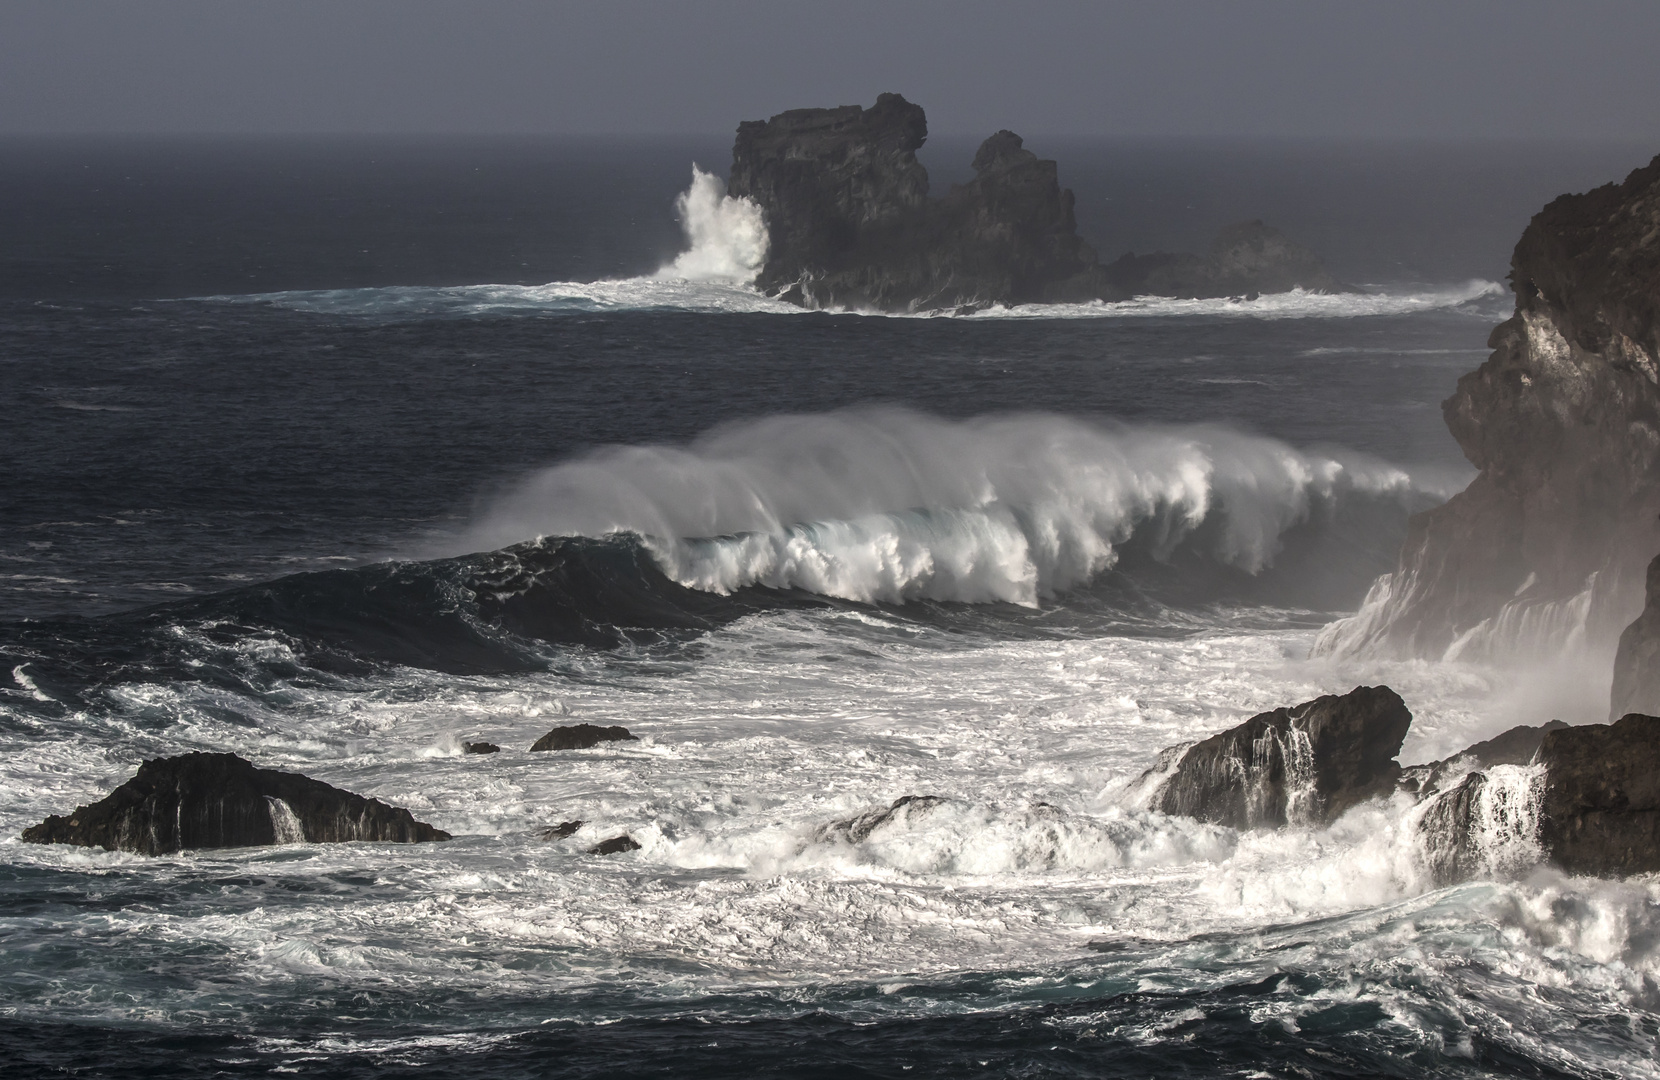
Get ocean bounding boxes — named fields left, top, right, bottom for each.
left=2, top=135, right=1657, bottom=1077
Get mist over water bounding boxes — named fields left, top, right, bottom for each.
left=2, top=137, right=1655, bottom=1078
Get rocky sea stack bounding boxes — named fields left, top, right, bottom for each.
left=1317, top=152, right=1660, bottom=666
left=21, top=752, right=450, bottom=855
left=726, top=93, right=1333, bottom=312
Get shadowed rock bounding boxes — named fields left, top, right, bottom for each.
left=1142, top=686, right=1411, bottom=829
left=1399, top=720, right=1568, bottom=796
left=727, top=94, right=1332, bottom=312
left=1611, top=553, right=1660, bottom=719
left=463, top=741, right=500, bottom=755
left=587, top=834, right=641, bottom=855
left=541, top=820, right=584, bottom=840
left=1536, top=713, right=1660, bottom=876
left=529, top=724, right=637, bottom=752
left=20, top=752, right=450, bottom=855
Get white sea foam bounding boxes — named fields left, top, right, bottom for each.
left=453, top=407, right=1419, bottom=606
left=657, top=165, right=768, bottom=283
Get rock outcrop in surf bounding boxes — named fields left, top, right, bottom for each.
left=1140, top=685, right=1411, bottom=829
left=1317, top=152, right=1660, bottom=665
left=20, top=752, right=450, bottom=855
left=1419, top=713, right=1660, bottom=881
left=726, top=93, right=1334, bottom=311
left=529, top=724, right=637, bottom=752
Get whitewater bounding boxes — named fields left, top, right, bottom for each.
left=4, top=146, right=1658, bottom=1078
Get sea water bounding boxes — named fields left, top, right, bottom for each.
left=1, top=136, right=1657, bottom=1077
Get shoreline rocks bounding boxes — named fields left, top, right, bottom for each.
left=20, top=752, right=450, bottom=855
left=727, top=93, right=1334, bottom=312
left=1141, top=686, right=1411, bottom=829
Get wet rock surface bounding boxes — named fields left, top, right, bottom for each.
left=541, top=820, right=584, bottom=840
left=463, top=741, right=500, bottom=755
left=727, top=94, right=1332, bottom=312
left=587, top=834, right=641, bottom=855
left=1399, top=720, right=1567, bottom=796
left=1144, top=686, right=1411, bottom=829
left=20, top=752, right=450, bottom=855
left=1536, top=712, right=1660, bottom=876
left=529, top=724, right=637, bottom=752
left=817, top=795, right=949, bottom=844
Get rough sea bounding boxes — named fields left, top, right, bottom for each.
left=3, top=135, right=1658, bottom=1078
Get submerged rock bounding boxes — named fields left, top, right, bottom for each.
left=727, top=94, right=1332, bottom=312
left=587, top=834, right=641, bottom=855
left=1316, top=152, right=1660, bottom=663
left=1142, top=686, right=1411, bottom=829
left=20, top=752, right=450, bottom=855
left=463, top=741, right=500, bottom=755
left=541, top=819, right=584, bottom=840
left=817, top=795, right=948, bottom=844
left=1610, top=553, right=1660, bottom=718
left=529, top=724, right=637, bottom=752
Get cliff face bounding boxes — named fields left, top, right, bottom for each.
left=1611, top=554, right=1660, bottom=717
left=726, top=94, right=1332, bottom=312
left=1317, top=154, right=1660, bottom=666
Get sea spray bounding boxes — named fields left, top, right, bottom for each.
left=454, top=407, right=1419, bottom=607
left=659, top=166, right=768, bottom=283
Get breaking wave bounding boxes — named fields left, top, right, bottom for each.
left=657, top=165, right=768, bottom=282
left=457, top=406, right=1427, bottom=607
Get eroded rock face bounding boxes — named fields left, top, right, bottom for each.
left=1610, top=554, right=1660, bottom=718
left=727, top=94, right=1332, bottom=312
left=20, top=752, right=450, bottom=855
left=1317, top=153, right=1660, bottom=664
left=1143, top=686, right=1411, bottom=829
left=1536, top=713, right=1660, bottom=876
left=529, top=724, right=636, bottom=752
left=1398, top=720, right=1567, bottom=796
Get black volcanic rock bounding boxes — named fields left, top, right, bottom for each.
left=1611, top=553, right=1660, bottom=718
left=1143, top=686, right=1411, bottom=829
left=587, top=834, right=641, bottom=855
left=1318, top=153, right=1660, bottom=662
left=726, top=94, right=1332, bottom=312
left=1419, top=713, right=1660, bottom=883
left=1536, top=713, right=1660, bottom=876
left=529, top=724, right=637, bottom=752
left=20, top=752, right=450, bottom=855
left=1399, top=720, right=1568, bottom=796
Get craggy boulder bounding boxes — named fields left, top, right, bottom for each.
left=1144, top=686, right=1411, bottom=829
left=21, top=752, right=450, bottom=855
left=529, top=724, right=637, bottom=752
left=1536, top=712, right=1660, bottom=876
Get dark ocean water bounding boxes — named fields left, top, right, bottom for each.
left=3, top=136, right=1658, bottom=1078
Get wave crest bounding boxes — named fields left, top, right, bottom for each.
left=455, top=407, right=1419, bottom=607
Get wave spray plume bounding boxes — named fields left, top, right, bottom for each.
left=455, top=407, right=1419, bottom=607
left=658, top=166, right=769, bottom=283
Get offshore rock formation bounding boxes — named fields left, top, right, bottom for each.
left=727, top=94, right=1333, bottom=311
left=1141, top=686, right=1411, bottom=829
left=1610, top=553, right=1660, bottom=718
left=20, top=752, right=449, bottom=855
left=1398, top=720, right=1567, bottom=796
left=1101, top=220, right=1336, bottom=300
left=529, top=724, right=637, bottom=752
left=1317, top=153, right=1660, bottom=665
left=1419, top=713, right=1660, bottom=882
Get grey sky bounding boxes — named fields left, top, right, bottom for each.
left=4, top=1, right=1658, bottom=138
